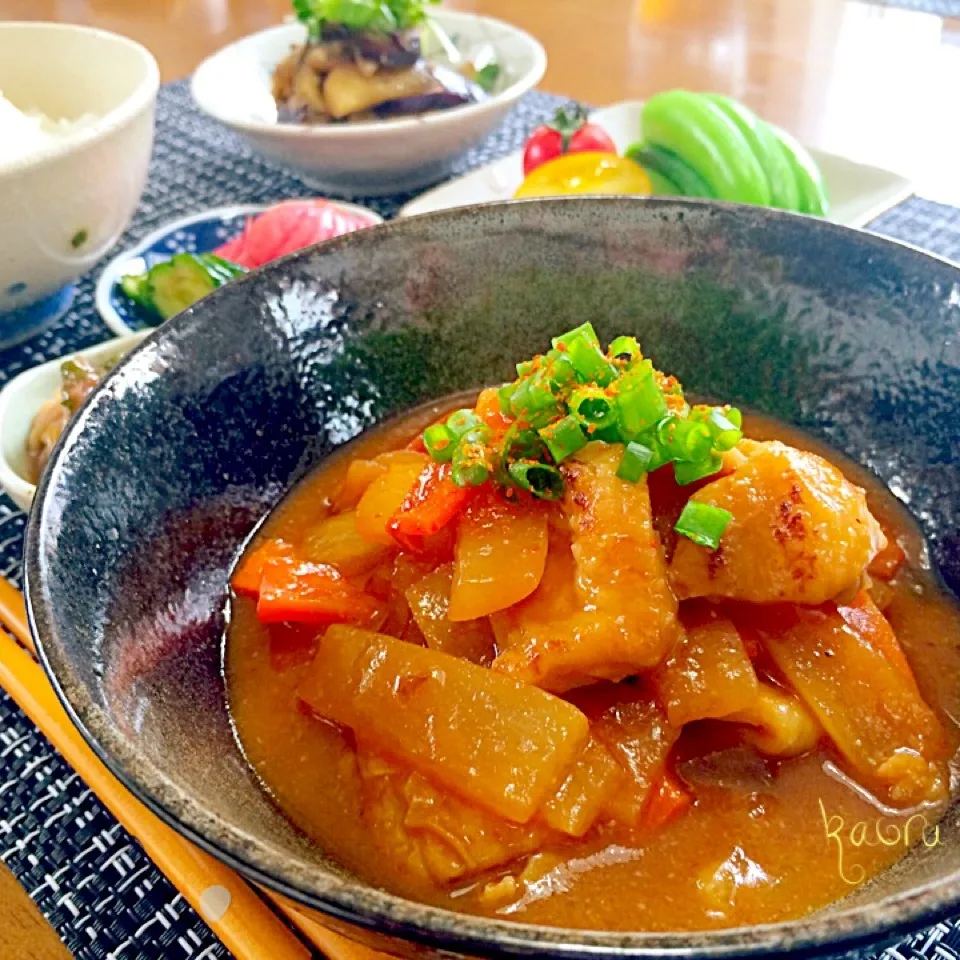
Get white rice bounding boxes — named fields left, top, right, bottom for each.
left=0, top=90, right=98, bottom=168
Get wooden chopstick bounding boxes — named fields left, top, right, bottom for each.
left=0, top=576, right=314, bottom=960
left=268, top=892, right=391, bottom=960
left=0, top=575, right=31, bottom=651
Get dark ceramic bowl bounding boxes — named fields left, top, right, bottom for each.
left=26, top=199, right=960, bottom=960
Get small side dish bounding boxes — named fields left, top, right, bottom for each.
left=115, top=200, right=378, bottom=324
left=273, top=0, right=494, bottom=124
left=515, top=91, right=828, bottom=215
left=0, top=333, right=148, bottom=509
left=26, top=356, right=114, bottom=483
left=226, top=323, right=960, bottom=930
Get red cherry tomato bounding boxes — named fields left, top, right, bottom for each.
left=521, top=104, right=617, bottom=176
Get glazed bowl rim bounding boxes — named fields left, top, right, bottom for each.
left=25, top=196, right=960, bottom=960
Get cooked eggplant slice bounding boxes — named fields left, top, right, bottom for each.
left=304, top=40, right=346, bottom=73
left=294, top=64, right=328, bottom=115
left=372, top=64, right=485, bottom=117
left=323, top=63, right=434, bottom=119
left=347, top=28, right=421, bottom=68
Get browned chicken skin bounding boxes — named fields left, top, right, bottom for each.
left=669, top=441, right=885, bottom=604
left=493, top=443, right=681, bottom=692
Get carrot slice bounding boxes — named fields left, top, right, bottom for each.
left=474, top=386, right=512, bottom=436
left=640, top=772, right=693, bottom=834
left=256, top=558, right=379, bottom=625
left=838, top=589, right=914, bottom=682
left=868, top=536, right=906, bottom=580
left=231, top=539, right=294, bottom=597
left=387, top=462, right=477, bottom=552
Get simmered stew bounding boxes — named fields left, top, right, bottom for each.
left=225, top=326, right=960, bottom=931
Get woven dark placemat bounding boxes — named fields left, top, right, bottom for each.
left=1, top=78, right=960, bottom=960
left=874, top=0, right=960, bottom=16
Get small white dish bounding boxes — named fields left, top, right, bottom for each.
left=95, top=201, right=383, bottom=337
left=399, top=100, right=914, bottom=228
left=0, top=23, right=159, bottom=343
left=0, top=333, right=150, bottom=511
left=190, top=11, right=546, bottom=197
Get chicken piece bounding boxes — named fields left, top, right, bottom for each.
left=669, top=442, right=885, bottom=604
left=725, top=681, right=822, bottom=757
left=304, top=40, right=345, bottom=73
left=493, top=444, right=681, bottom=692
left=357, top=752, right=545, bottom=885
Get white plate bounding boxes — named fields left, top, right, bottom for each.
left=399, top=100, right=913, bottom=227
left=0, top=332, right=149, bottom=511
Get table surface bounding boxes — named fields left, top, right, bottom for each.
left=0, top=0, right=958, bottom=956
left=3, top=0, right=960, bottom=205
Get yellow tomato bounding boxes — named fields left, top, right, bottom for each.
left=514, top=152, right=653, bottom=198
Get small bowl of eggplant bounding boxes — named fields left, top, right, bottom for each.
left=190, top=3, right=546, bottom=196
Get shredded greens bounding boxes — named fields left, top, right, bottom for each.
left=293, top=0, right=440, bottom=36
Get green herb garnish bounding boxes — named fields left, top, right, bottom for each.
left=293, top=0, right=439, bottom=36
left=419, top=324, right=744, bottom=549
left=674, top=501, right=733, bottom=550
left=474, top=63, right=500, bottom=93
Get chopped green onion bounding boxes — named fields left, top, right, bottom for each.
left=569, top=385, right=618, bottom=432
left=657, top=416, right=713, bottom=463
left=498, top=382, right=517, bottom=415
left=510, top=372, right=561, bottom=427
left=452, top=460, right=490, bottom=487
left=674, top=455, right=723, bottom=486
left=460, top=425, right=491, bottom=447
left=446, top=409, right=482, bottom=440
left=674, top=500, right=733, bottom=550
left=552, top=321, right=600, bottom=350
left=592, top=423, right=622, bottom=444
left=616, top=362, right=667, bottom=439
left=539, top=416, right=587, bottom=463
left=706, top=408, right=743, bottom=451
left=564, top=332, right=618, bottom=386
left=516, top=359, right=536, bottom=378
left=635, top=431, right=671, bottom=472
left=723, top=406, right=743, bottom=429
left=423, top=423, right=455, bottom=462
left=543, top=349, right=577, bottom=390
left=508, top=461, right=564, bottom=500
left=608, top=335, right=642, bottom=363
left=616, top=442, right=654, bottom=483
left=500, top=424, right=546, bottom=463
left=451, top=426, right=492, bottom=487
